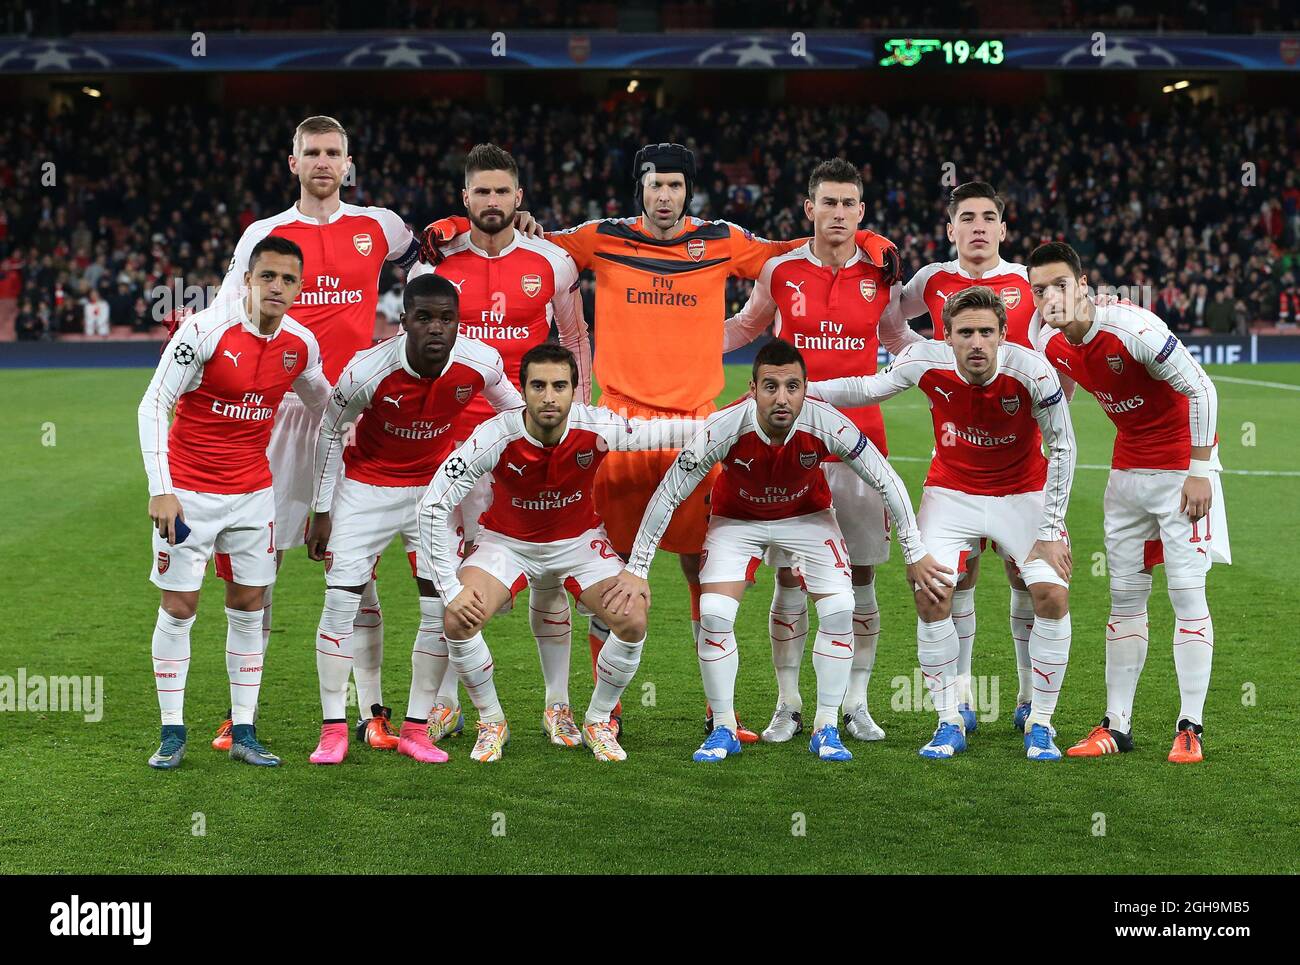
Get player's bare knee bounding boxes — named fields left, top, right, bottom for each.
left=160, top=591, right=198, bottom=621
left=914, top=587, right=952, bottom=623
left=1029, top=582, right=1069, bottom=619
left=225, top=582, right=267, bottom=612
left=610, top=606, right=648, bottom=642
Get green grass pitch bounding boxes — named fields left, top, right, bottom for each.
left=1, top=362, right=1296, bottom=874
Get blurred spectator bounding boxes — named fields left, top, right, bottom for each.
left=15, top=298, right=45, bottom=340
left=82, top=288, right=109, bottom=336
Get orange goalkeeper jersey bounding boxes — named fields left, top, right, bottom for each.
left=545, top=216, right=804, bottom=413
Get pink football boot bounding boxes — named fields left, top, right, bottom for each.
left=309, top=722, right=349, bottom=765
left=398, top=720, right=450, bottom=763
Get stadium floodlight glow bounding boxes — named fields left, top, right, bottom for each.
left=1174, top=80, right=1191, bottom=89
left=81, top=86, right=101, bottom=97
left=627, top=79, right=639, bottom=93
left=1162, top=84, right=1175, bottom=93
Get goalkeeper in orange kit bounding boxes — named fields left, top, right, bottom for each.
left=421, top=143, right=900, bottom=743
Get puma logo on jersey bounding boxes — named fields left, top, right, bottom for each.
left=382, top=394, right=403, bottom=408
left=733, top=457, right=754, bottom=470
left=507, top=462, right=525, bottom=476
left=936, top=290, right=951, bottom=302
left=446, top=278, right=466, bottom=294
left=1056, top=357, right=1073, bottom=370
left=785, top=280, right=806, bottom=295
left=934, top=386, right=954, bottom=402
left=223, top=350, right=242, bottom=367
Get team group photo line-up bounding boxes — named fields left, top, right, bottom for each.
left=140, top=119, right=1226, bottom=770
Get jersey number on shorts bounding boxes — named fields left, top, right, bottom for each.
left=824, top=538, right=851, bottom=569
left=590, top=538, right=620, bottom=560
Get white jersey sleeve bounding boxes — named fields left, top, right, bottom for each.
left=722, top=262, right=777, bottom=353
left=416, top=415, right=516, bottom=601
left=1011, top=346, right=1076, bottom=541
left=310, top=347, right=387, bottom=513
left=1108, top=306, right=1218, bottom=450
left=625, top=405, right=744, bottom=578
left=370, top=206, right=421, bottom=269
left=138, top=312, right=224, bottom=496
left=572, top=403, right=703, bottom=452
left=1027, top=310, right=1078, bottom=402
left=545, top=247, right=594, bottom=404
left=877, top=281, right=925, bottom=355
left=802, top=399, right=926, bottom=563
left=477, top=344, right=525, bottom=414
left=807, top=340, right=926, bottom=407
left=900, top=262, right=942, bottom=320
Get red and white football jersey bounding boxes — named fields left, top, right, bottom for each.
left=417, top=404, right=700, bottom=598
left=1030, top=304, right=1218, bottom=471
left=311, top=334, right=522, bottom=511
left=899, top=258, right=1035, bottom=346
left=411, top=231, right=591, bottom=439
left=625, top=397, right=925, bottom=579
left=217, top=202, right=420, bottom=382
left=723, top=242, right=892, bottom=455
left=810, top=340, right=1075, bottom=541
left=139, top=298, right=328, bottom=495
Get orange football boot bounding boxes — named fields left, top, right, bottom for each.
left=1067, top=720, right=1134, bottom=757
left=357, top=704, right=400, bottom=750
left=211, top=712, right=233, bottom=752
left=1168, top=720, right=1204, bottom=763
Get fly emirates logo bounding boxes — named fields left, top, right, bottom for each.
left=626, top=276, right=698, bottom=307
left=1096, top=389, right=1145, bottom=414
left=793, top=320, right=867, bottom=352
left=384, top=419, right=451, bottom=441
left=738, top=483, right=813, bottom=505
left=213, top=391, right=274, bottom=420
left=298, top=274, right=365, bottom=306
left=460, top=308, right=530, bottom=341
left=512, top=488, right=584, bottom=511
left=944, top=423, right=1018, bottom=447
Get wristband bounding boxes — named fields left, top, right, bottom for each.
left=1187, top=458, right=1213, bottom=479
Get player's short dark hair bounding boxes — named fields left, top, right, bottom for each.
left=519, top=341, right=578, bottom=388
left=1029, top=241, right=1084, bottom=278
left=403, top=272, right=460, bottom=310
left=465, top=142, right=519, bottom=186
left=807, top=158, right=863, bottom=201
left=942, top=285, right=1007, bottom=329
left=752, top=338, right=807, bottom=382
left=248, top=235, right=304, bottom=272
left=946, top=180, right=1005, bottom=221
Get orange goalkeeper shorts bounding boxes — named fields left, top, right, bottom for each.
left=594, top=391, right=719, bottom=557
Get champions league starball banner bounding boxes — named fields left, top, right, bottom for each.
left=0, top=32, right=1297, bottom=74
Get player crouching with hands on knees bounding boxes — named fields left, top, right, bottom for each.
left=416, top=342, right=702, bottom=762
left=605, top=340, right=948, bottom=764
left=810, top=285, right=1077, bottom=761
left=139, top=236, right=330, bottom=769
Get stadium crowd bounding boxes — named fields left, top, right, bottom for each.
left=6, top=0, right=1298, bottom=35
left=4, top=98, right=1298, bottom=341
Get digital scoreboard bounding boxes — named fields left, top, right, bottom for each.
left=878, top=37, right=1008, bottom=68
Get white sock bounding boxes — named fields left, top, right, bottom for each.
left=436, top=663, right=460, bottom=710
left=225, top=606, right=265, bottom=726
left=845, top=581, right=880, bottom=713
left=1027, top=611, right=1072, bottom=728
left=917, top=617, right=961, bottom=725
left=152, top=608, right=194, bottom=725
left=769, top=581, right=808, bottom=711
left=447, top=631, right=503, bottom=723
left=352, top=580, right=384, bottom=718
left=530, top=583, right=573, bottom=706
left=261, top=583, right=274, bottom=650
left=1010, top=588, right=1035, bottom=704
left=316, top=587, right=360, bottom=721
left=589, top=632, right=645, bottom=723
left=407, top=596, right=446, bottom=722
left=1105, top=573, right=1151, bottom=733
left=698, top=593, right=740, bottom=732
left=1169, top=580, right=1214, bottom=726
left=811, top=592, right=854, bottom=730
left=950, top=587, right=976, bottom=706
